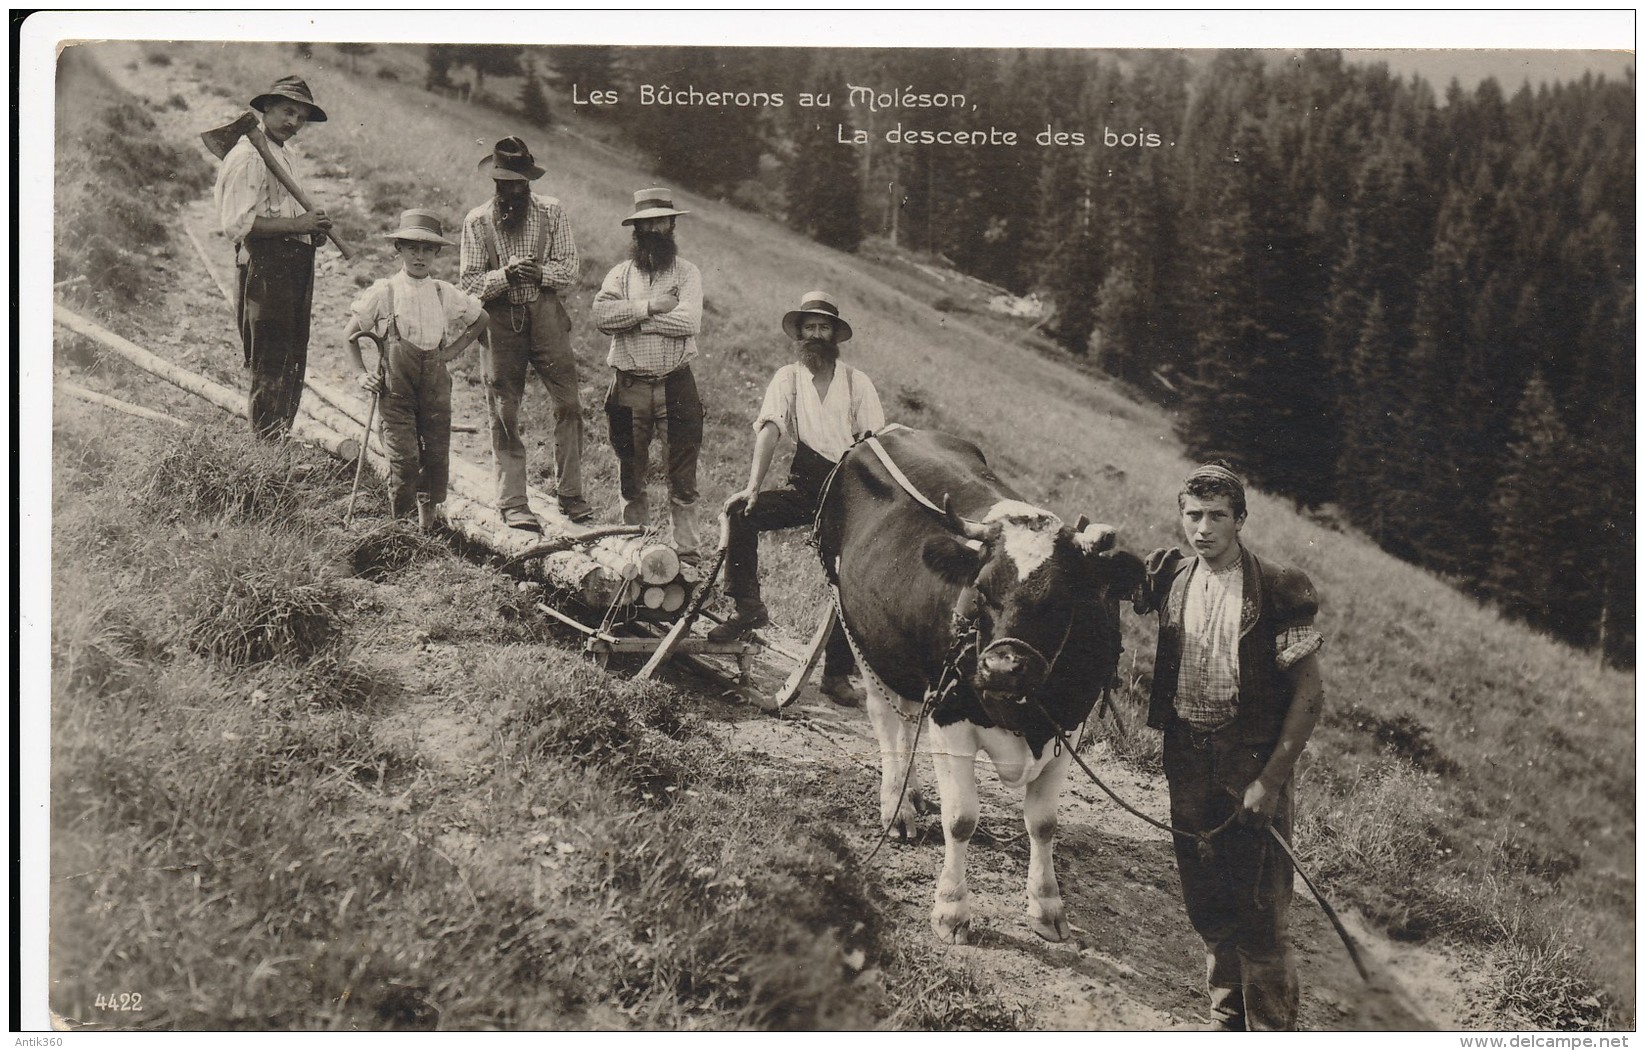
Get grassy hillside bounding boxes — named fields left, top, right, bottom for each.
left=52, top=39, right=1633, bottom=1029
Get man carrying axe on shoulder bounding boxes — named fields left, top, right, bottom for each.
left=209, top=76, right=334, bottom=440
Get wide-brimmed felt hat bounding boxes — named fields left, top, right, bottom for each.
left=782, top=290, right=853, bottom=343
left=621, top=187, right=690, bottom=226
left=478, top=136, right=544, bottom=181
left=383, top=209, right=454, bottom=247
left=250, top=75, right=327, bottom=123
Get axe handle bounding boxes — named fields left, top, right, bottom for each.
left=244, top=127, right=352, bottom=260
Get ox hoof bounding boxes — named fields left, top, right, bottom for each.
left=1029, top=899, right=1070, bottom=943
left=932, top=894, right=973, bottom=944
left=933, top=915, right=973, bottom=945
left=881, top=804, right=922, bottom=842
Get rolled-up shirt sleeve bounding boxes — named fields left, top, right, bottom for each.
left=753, top=367, right=794, bottom=439
left=346, top=280, right=391, bottom=340
left=1276, top=626, right=1324, bottom=671
left=853, top=371, right=886, bottom=437
left=215, top=146, right=264, bottom=242
left=441, top=282, right=485, bottom=343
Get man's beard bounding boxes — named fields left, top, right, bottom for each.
left=496, top=192, right=528, bottom=230
left=798, top=338, right=839, bottom=373
left=631, top=230, right=678, bottom=275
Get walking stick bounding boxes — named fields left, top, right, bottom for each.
left=345, top=332, right=386, bottom=527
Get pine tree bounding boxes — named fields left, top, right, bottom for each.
left=785, top=118, right=863, bottom=252
left=1486, top=372, right=1583, bottom=634
left=614, top=45, right=764, bottom=194
left=519, top=73, right=552, bottom=128
left=1334, top=295, right=1400, bottom=543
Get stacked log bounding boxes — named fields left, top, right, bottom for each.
left=535, top=538, right=694, bottom=619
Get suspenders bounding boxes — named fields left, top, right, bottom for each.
left=786, top=362, right=858, bottom=441
left=479, top=200, right=551, bottom=272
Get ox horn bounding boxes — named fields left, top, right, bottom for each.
left=1073, top=521, right=1118, bottom=553
left=941, top=493, right=989, bottom=541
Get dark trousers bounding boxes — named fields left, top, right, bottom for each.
left=378, top=337, right=452, bottom=519
left=605, top=366, right=704, bottom=558
left=724, top=442, right=854, bottom=677
left=1163, top=719, right=1298, bottom=1031
left=235, top=238, right=315, bottom=440
left=482, top=294, right=584, bottom=513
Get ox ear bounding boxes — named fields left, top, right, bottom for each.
left=922, top=534, right=984, bottom=586
left=1084, top=548, right=1147, bottom=602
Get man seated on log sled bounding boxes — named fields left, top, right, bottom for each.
left=342, top=209, right=487, bottom=531
left=711, top=291, right=885, bottom=707
left=212, top=76, right=332, bottom=440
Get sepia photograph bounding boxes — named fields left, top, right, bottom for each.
left=18, top=9, right=1635, bottom=1037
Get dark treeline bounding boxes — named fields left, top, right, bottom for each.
left=427, top=45, right=1634, bottom=665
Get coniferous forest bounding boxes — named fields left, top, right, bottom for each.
left=436, top=45, right=1635, bottom=666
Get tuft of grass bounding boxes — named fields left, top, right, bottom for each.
left=143, top=429, right=328, bottom=521
left=1493, top=909, right=1613, bottom=1031
left=346, top=521, right=448, bottom=582
left=182, top=560, right=344, bottom=666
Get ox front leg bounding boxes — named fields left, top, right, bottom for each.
left=1024, top=745, right=1073, bottom=942
left=864, top=685, right=923, bottom=840
left=929, top=723, right=978, bottom=944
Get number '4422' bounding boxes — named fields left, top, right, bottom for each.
left=94, top=992, right=143, bottom=1011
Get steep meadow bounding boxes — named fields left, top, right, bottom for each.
left=47, top=40, right=1633, bottom=1030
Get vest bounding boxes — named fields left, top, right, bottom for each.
left=1143, top=546, right=1319, bottom=746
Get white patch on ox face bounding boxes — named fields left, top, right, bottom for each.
left=983, top=500, right=1061, bottom=582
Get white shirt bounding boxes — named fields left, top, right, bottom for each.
left=1176, top=556, right=1244, bottom=729
left=348, top=271, right=484, bottom=350
left=213, top=132, right=309, bottom=264
left=754, top=361, right=886, bottom=463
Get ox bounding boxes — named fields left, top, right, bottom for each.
left=816, top=427, right=1144, bottom=943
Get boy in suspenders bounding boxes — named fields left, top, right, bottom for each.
left=344, top=210, right=487, bottom=530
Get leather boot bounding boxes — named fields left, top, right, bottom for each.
left=819, top=673, right=864, bottom=708
left=708, top=602, right=769, bottom=642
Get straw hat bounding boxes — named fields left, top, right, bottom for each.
left=782, top=290, right=853, bottom=343
left=621, top=187, right=690, bottom=226
left=383, top=209, right=454, bottom=246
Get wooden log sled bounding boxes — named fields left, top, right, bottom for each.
left=53, top=304, right=830, bottom=690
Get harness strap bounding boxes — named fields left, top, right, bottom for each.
left=862, top=433, right=946, bottom=515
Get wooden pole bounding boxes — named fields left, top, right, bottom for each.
left=55, top=304, right=247, bottom=417
left=58, top=381, right=192, bottom=429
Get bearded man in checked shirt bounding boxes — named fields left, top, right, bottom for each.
left=1133, top=464, right=1326, bottom=1031
left=459, top=137, right=591, bottom=530
left=592, top=188, right=706, bottom=561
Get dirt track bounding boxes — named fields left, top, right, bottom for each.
left=69, top=42, right=1501, bottom=1032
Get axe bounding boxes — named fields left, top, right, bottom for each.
left=200, top=111, right=352, bottom=259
